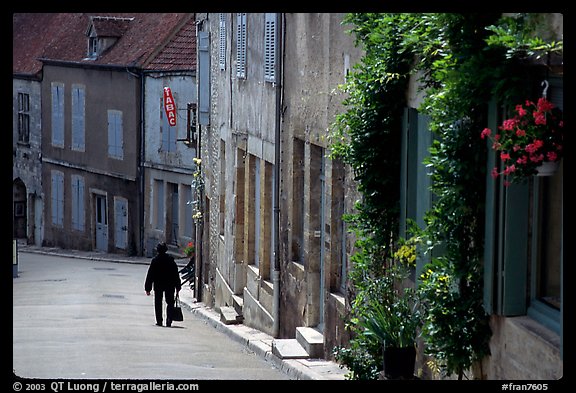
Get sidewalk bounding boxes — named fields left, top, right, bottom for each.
left=15, top=244, right=349, bottom=381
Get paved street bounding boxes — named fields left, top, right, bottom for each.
left=12, top=252, right=291, bottom=380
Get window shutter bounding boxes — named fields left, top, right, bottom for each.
left=501, top=181, right=530, bottom=315
left=72, top=86, right=85, bottom=151
left=51, top=171, right=64, bottom=226
left=71, top=175, right=85, bottom=231
left=108, top=110, right=123, bottom=159
left=236, top=13, right=247, bottom=79
left=264, top=13, right=277, bottom=83
left=483, top=99, right=499, bottom=314
left=51, top=83, right=64, bottom=147
left=198, top=31, right=210, bottom=125
left=219, top=13, right=227, bottom=71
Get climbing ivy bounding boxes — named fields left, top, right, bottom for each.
left=330, top=13, right=561, bottom=380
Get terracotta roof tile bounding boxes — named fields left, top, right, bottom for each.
left=145, top=18, right=196, bottom=71
left=13, top=13, right=196, bottom=73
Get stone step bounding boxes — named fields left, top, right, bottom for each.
left=296, top=326, right=324, bottom=359
left=220, top=306, right=243, bottom=325
left=232, top=294, right=244, bottom=316
left=271, top=339, right=310, bottom=359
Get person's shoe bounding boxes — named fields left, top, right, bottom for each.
left=156, top=322, right=163, bottom=326
left=166, top=319, right=172, bottom=327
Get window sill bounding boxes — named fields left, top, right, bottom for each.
left=508, top=315, right=561, bottom=354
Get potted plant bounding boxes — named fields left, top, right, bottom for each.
left=480, top=96, right=563, bottom=186
left=357, top=240, right=422, bottom=379
left=182, top=241, right=195, bottom=260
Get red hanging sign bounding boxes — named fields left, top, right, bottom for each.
left=163, top=87, right=177, bottom=127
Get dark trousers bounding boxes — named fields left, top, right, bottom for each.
left=154, top=288, right=175, bottom=325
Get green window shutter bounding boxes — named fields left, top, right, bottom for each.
left=415, top=112, right=432, bottom=276
left=400, top=107, right=418, bottom=238
left=501, top=181, right=530, bottom=315
left=483, top=99, right=499, bottom=314
left=483, top=98, right=530, bottom=316
left=400, top=108, right=432, bottom=278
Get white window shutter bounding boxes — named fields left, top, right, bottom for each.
left=219, top=13, right=227, bottom=71
left=236, top=13, right=247, bottom=79
left=264, top=13, right=277, bottom=83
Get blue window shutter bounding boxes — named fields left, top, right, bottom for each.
left=198, top=31, right=210, bottom=125
left=51, top=171, right=64, bottom=226
left=108, top=110, right=123, bottom=159
left=51, top=83, right=64, bottom=147
left=72, top=86, right=85, bottom=151
left=71, top=175, right=85, bottom=231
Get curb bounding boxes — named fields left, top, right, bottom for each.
left=179, top=295, right=348, bottom=380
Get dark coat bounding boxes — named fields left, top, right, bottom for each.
left=144, top=252, right=182, bottom=292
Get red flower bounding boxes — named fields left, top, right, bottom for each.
left=480, top=97, right=563, bottom=185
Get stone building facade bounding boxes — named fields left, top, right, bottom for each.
left=194, top=13, right=363, bottom=357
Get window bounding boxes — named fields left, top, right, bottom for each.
left=219, top=13, right=227, bottom=71
left=291, top=138, right=305, bottom=263
left=234, top=148, right=246, bottom=267
left=51, top=83, right=65, bottom=148
left=531, top=165, right=562, bottom=311
left=236, top=13, right=247, bottom=79
left=483, top=82, right=563, bottom=336
left=254, top=156, right=261, bottom=267
left=264, top=13, right=277, bottom=83
left=51, top=171, right=64, bottom=227
left=17, top=92, right=30, bottom=144
left=71, top=85, right=85, bottom=151
left=71, top=175, right=85, bottom=231
left=88, top=36, right=98, bottom=58
left=400, top=108, right=433, bottom=274
left=161, top=96, right=177, bottom=152
left=107, top=110, right=123, bottom=159
left=330, top=158, right=348, bottom=294
left=219, top=140, right=226, bottom=236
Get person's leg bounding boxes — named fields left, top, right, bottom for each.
left=154, top=290, right=163, bottom=326
left=165, top=288, right=175, bottom=327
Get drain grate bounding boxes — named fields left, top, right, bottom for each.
left=102, top=294, right=125, bottom=299
left=94, top=267, right=116, bottom=271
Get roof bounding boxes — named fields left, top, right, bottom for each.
left=13, top=13, right=196, bottom=76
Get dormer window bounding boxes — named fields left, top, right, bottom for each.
left=85, top=15, right=133, bottom=60
left=88, top=34, right=99, bottom=59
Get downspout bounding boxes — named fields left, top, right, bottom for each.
left=139, top=73, right=145, bottom=256
left=272, top=12, right=284, bottom=338
left=127, top=66, right=146, bottom=257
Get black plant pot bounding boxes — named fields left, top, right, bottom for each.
left=383, top=346, right=416, bottom=379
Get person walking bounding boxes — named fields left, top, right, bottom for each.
left=145, top=242, right=182, bottom=327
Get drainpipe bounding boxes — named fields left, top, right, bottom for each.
left=127, top=66, right=146, bottom=257
left=139, top=73, right=145, bottom=256
left=272, top=12, right=284, bottom=338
